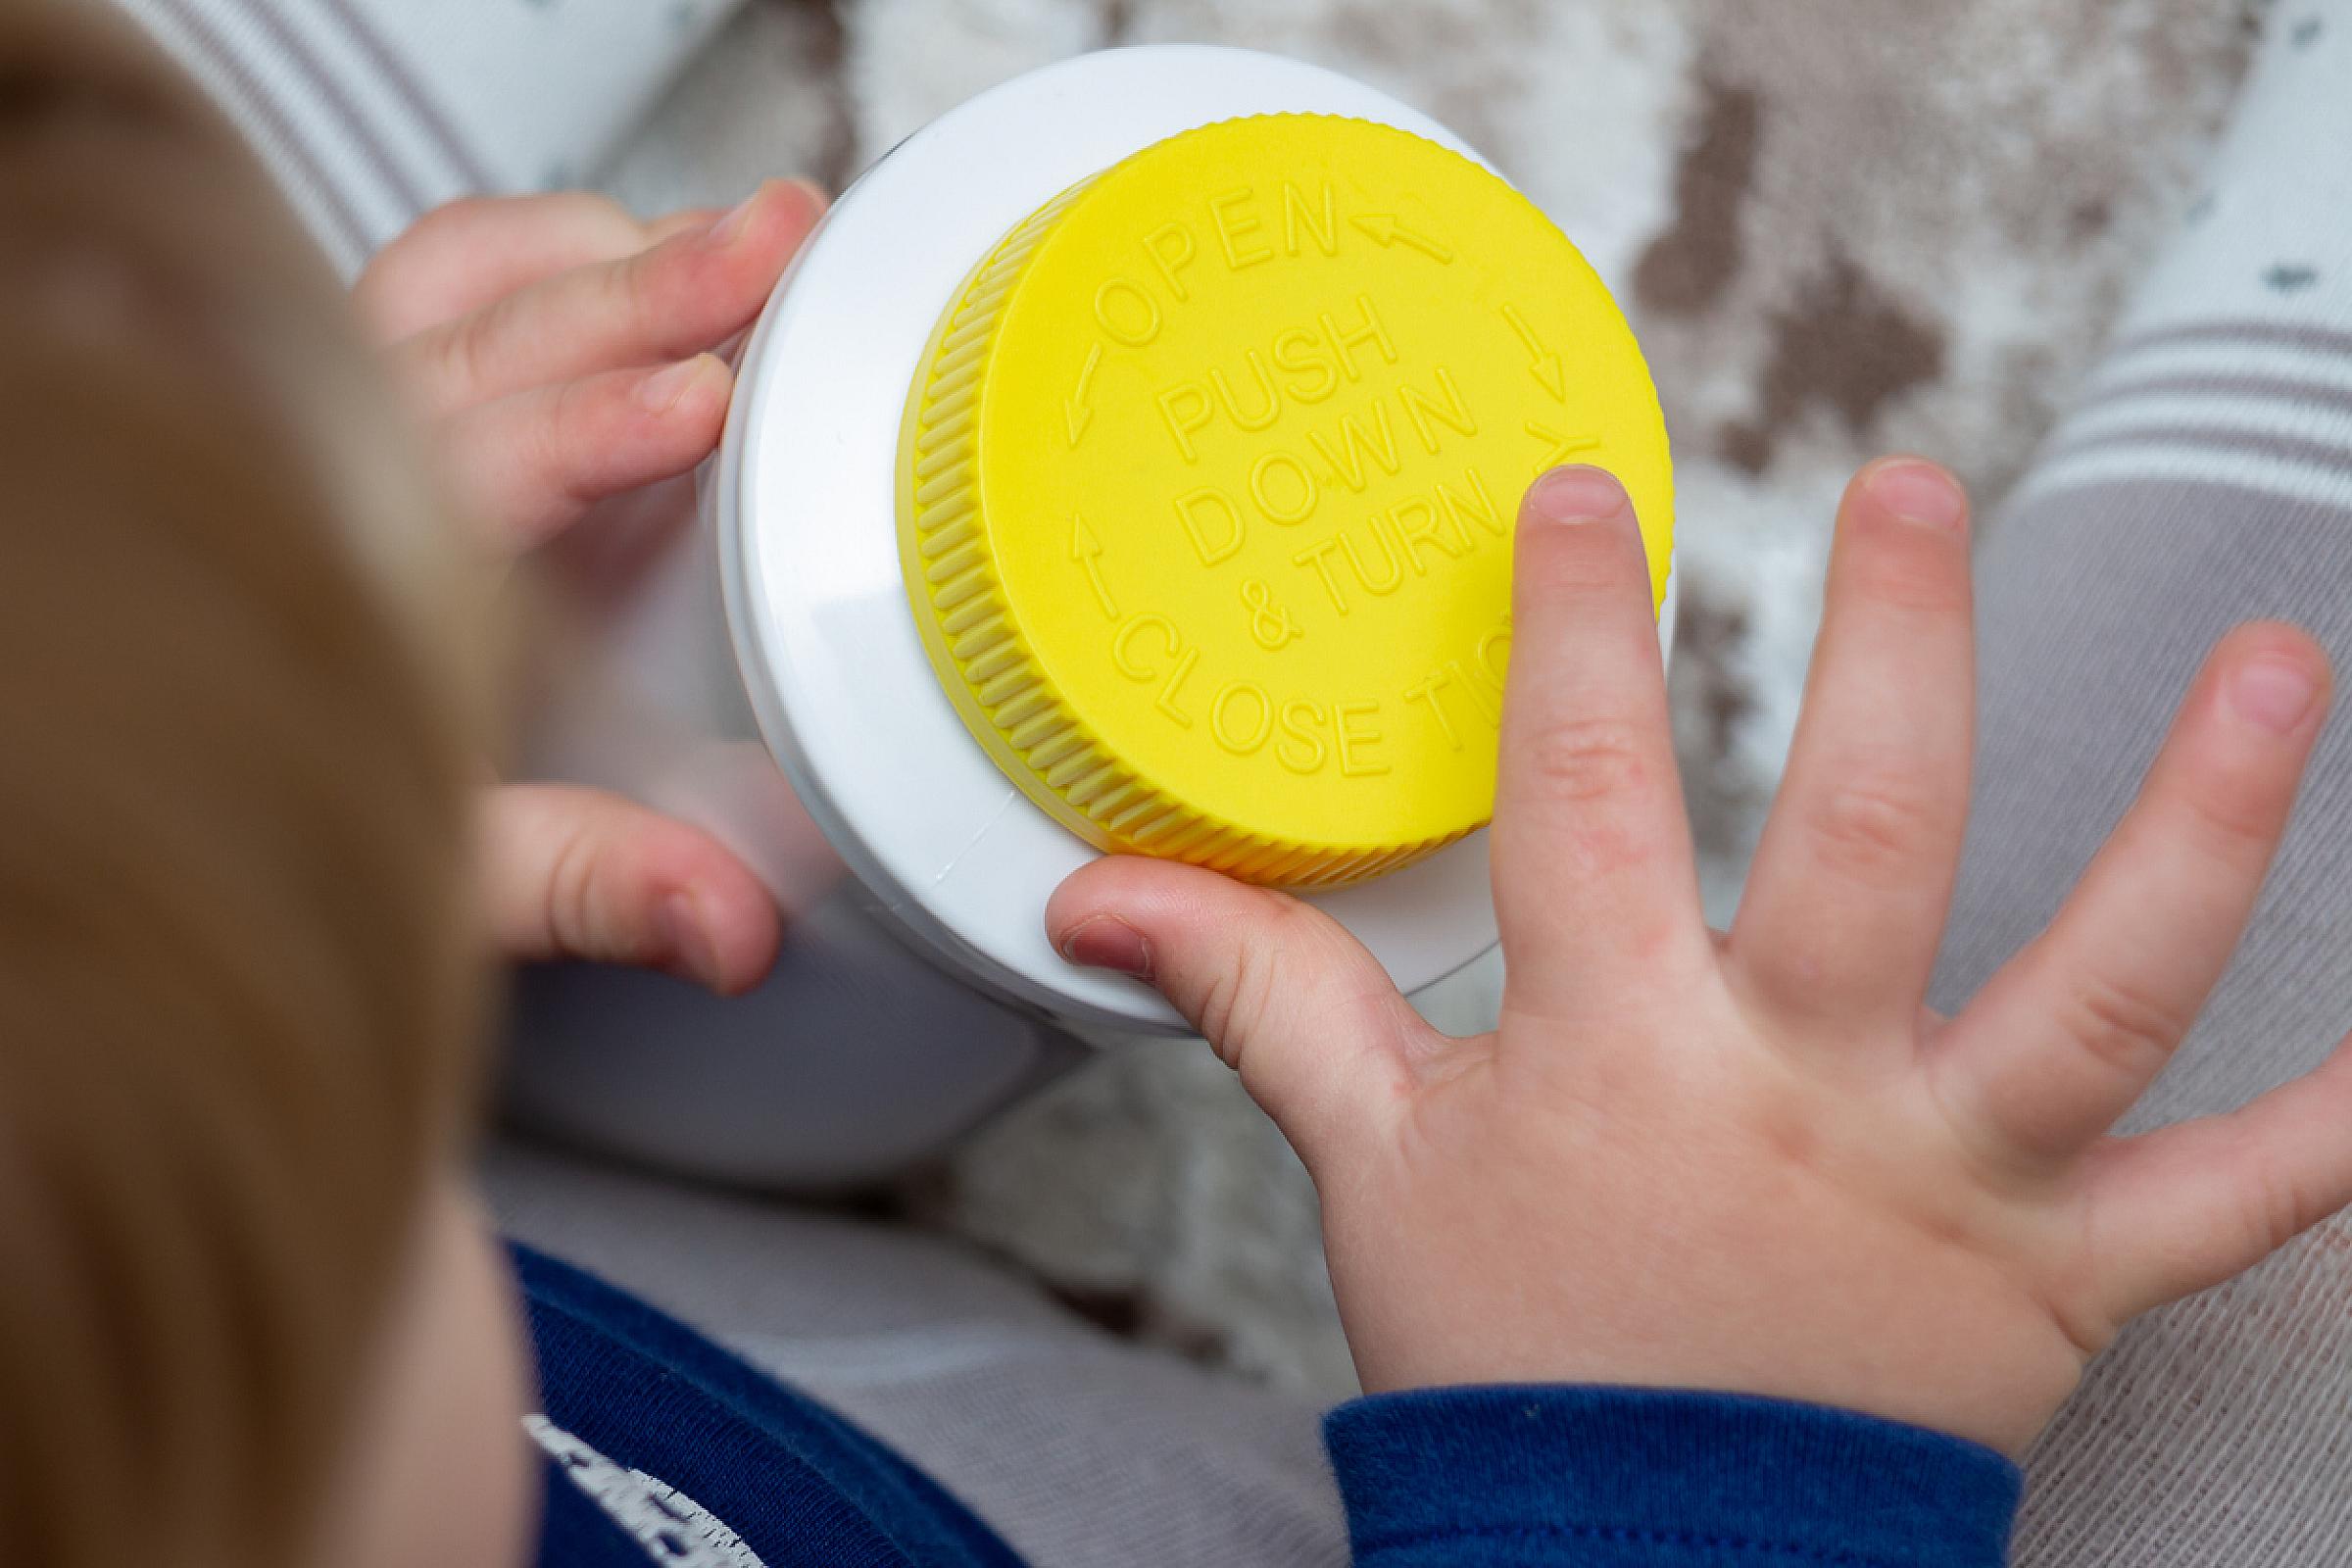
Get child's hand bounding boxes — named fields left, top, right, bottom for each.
left=359, top=183, right=823, bottom=992
left=1047, top=459, right=2352, bottom=1457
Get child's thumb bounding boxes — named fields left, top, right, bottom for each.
left=1046, top=856, right=1435, bottom=1157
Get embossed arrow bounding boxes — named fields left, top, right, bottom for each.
left=1065, top=342, right=1102, bottom=447
left=1069, top=513, right=1118, bottom=619
left=1500, top=303, right=1567, bottom=401
left=1526, top=420, right=1601, bottom=471
left=1349, top=211, right=1454, bottom=263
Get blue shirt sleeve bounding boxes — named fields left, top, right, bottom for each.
left=1324, top=1386, right=2021, bottom=1567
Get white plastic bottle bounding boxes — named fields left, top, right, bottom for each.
left=502, top=45, right=1676, bottom=1190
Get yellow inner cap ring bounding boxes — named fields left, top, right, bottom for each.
left=898, top=114, right=1673, bottom=888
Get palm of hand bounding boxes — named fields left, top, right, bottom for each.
left=1344, top=997, right=2096, bottom=1456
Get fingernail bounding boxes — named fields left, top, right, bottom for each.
left=1528, top=465, right=1628, bottom=524
left=660, top=893, right=725, bottom=986
left=1864, top=458, right=1967, bottom=529
left=708, top=188, right=761, bottom=248
left=783, top=175, right=830, bottom=213
left=2230, top=656, right=2320, bottom=734
left=639, top=356, right=715, bottom=414
left=1056, top=915, right=1153, bottom=979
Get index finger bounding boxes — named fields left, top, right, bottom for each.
left=1492, top=466, right=1707, bottom=1020
left=391, top=178, right=823, bottom=416
left=357, top=191, right=672, bottom=343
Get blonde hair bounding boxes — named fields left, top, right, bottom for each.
left=0, top=4, right=487, bottom=1564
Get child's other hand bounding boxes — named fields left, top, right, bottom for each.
left=1048, top=459, right=2352, bottom=1457
left=358, top=182, right=823, bottom=993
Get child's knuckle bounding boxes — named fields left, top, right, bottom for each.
left=1801, top=771, right=1938, bottom=889
left=1852, top=536, right=1969, bottom=618
left=2057, top=969, right=2182, bottom=1083
left=616, top=240, right=707, bottom=355
left=2237, top=1156, right=2322, bottom=1261
left=2179, top=763, right=2283, bottom=858
left=542, top=818, right=604, bottom=952
left=526, top=381, right=599, bottom=495
left=431, top=294, right=511, bottom=403
left=1523, top=715, right=1650, bottom=806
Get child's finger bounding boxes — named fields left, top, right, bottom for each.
left=356, top=191, right=665, bottom=343
left=393, top=178, right=821, bottom=416
left=647, top=206, right=731, bottom=242
left=1491, top=466, right=1708, bottom=1021
left=437, top=355, right=732, bottom=553
left=1731, top=459, right=1975, bottom=1037
left=1047, top=855, right=1442, bottom=1161
left=1936, top=625, right=2330, bottom=1164
left=479, top=782, right=783, bottom=995
left=2086, top=1032, right=2352, bottom=1322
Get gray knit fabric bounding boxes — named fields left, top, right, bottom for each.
left=1931, top=9, right=2352, bottom=1561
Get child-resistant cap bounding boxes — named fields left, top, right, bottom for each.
left=899, top=113, right=1673, bottom=888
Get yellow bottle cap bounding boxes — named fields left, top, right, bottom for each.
left=899, top=114, right=1673, bottom=888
